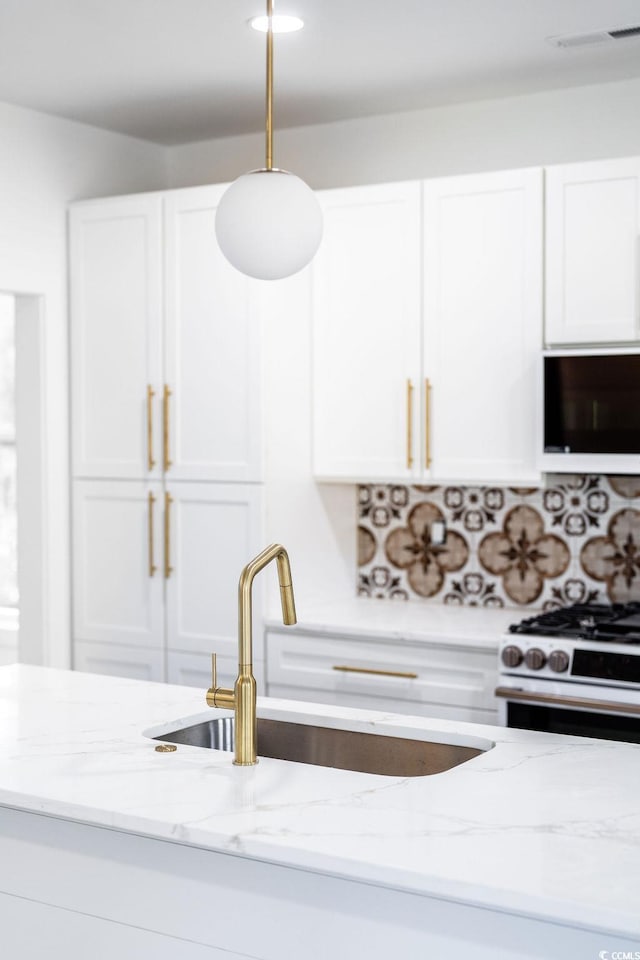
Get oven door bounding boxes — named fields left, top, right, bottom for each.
left=495, top=679, right=640, bottom=744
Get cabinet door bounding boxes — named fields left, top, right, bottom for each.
left=312, top=182, right=422, bottom=480
left=423, top=169, right=543, bottom=483
left=545, top=157, right=640, bottom=345
left=164, top=187, right=262, bottom=482
left=72, top=480, right=164, bottom=651
left=164, top=482, right=263, bottom=659
left=70, top=197, right=163, bottom=479
left=74, top=641, right=164, bottom=682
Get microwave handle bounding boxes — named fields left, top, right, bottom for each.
left=494, top=686, right=640, bottom=716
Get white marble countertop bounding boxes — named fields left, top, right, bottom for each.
left=266, top=597, right=523, bottom=648
left=0, top=664, right=639, bottom=940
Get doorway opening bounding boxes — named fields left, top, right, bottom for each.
left=0, top=291, right=46, bottom=667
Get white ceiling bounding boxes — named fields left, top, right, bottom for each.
left=1, top=0, right=640, bottom=145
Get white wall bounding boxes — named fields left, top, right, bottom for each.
left=167, top=76, right=640, bottom=189
left=258, top=273, right=355, bottom=617
left=0, top=99, right=167, bottom=667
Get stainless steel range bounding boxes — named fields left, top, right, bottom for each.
left=496, top=603, right=640, bottom=743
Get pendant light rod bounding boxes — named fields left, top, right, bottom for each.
left=265, top=0, right=274, bottom=170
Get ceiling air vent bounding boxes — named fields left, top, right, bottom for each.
left=547, top=25, right=640, bottom=48
left=608, top=25, right=640, bottom=40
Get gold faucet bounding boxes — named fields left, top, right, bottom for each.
left=206, top=544, right=297, bottom=765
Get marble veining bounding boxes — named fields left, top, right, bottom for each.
left=0, top=664, right=639, bottom=941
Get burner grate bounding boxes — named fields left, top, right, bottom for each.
left=509, top=602, right=640, bottom=642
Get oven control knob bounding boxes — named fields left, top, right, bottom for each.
left=501, top=644, right=523, bottom=668
left=548, top=649, right=570, bottom=673
left=525, top=647, right=546, bottom=670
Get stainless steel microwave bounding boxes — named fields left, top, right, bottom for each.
left=541, top=350, right=640, bottom=473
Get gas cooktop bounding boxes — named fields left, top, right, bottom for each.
left=508, top=602, right=640, bottom=644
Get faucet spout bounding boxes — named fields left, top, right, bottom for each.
left=206, top=544, right=297, bottom=766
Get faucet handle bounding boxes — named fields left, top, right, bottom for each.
left=206, top=653, right=235, bottom=710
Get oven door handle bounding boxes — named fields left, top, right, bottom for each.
left=495, top=686, right=640, bottom=716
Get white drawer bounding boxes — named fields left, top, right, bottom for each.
left=266, top=629, right=498, bottom=716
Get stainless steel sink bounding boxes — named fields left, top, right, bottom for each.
left=152, top=716, right=485, bottom=777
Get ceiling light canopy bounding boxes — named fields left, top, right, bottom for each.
left=249, top=14, right=304, bottom=34
left=216, top=1, right=322, bottom=281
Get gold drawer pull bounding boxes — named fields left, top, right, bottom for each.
left=425, top=378, right=432, bottom=469
left=164, top=491, right=174, bottom=578
left=147, top=385, right=156, bottom=471
left=163, top=384, right=172, bottom=472
left=333, top=665, right=418, bottom=680
left=148, top=491, right=157, bottom=577
left=406, top=378, right=414, bottom=469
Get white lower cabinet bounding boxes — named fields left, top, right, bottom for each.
left=266, top=629, right=498, bottom=724
left=72, top=479, right=264, bottom=686
left=73, top=641, right=165, bottom=682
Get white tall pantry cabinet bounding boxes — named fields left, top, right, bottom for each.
left=70, top=186, right=264, bottom=689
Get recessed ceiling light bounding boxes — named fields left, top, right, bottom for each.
left=248, top=14, right=304, bottom=34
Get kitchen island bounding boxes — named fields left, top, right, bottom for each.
left=0, top=664, right=638, bottom=959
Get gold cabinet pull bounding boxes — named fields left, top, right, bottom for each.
left=333, top=665, right=418, bottom=680
left=425, top=378, right=432, bottom=469
left=146, top=385, right=156, bottom=471
left=148, top=491, right=157, bottom=577
left=163, top=384, right=172, bottom=472
left=164, top=491, right=174, bottom=578
left=406, top=378, right=414, bottom=470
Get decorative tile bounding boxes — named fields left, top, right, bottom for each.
left=478, top=505, right=570, bottom=605
left=442, top=571, right=505, bottom=608
left=541, top=475, right=609, bottom=538
left=580, top=508, right=640, bottom=603
left=441, top=486, right=505, bottom=533
left=606, top=476, right=640, bottom=499
left=356, top=477, right=640, bottom=609
left=357, top=526, right=377, bottom=566
left=385, top=502, right=469, bottom=599
left=359, top=484, right=410, bottom=528
left=358, top=566, right=409, bottom=600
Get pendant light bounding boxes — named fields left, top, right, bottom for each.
left=215, top=0, right=323, bottom=281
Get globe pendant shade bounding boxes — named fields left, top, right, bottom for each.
left=215, top=169, right=323, bottom=281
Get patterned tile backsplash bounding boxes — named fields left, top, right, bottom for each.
left=357, top=476, right=640, bottom=610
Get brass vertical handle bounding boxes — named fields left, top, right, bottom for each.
left=406, top=379, right=414, bottom=469
left=164, top=491, right=174, bottom=578
left=163, top=384, right=172, bottom=472
left=148, top=492, right=157, bottom=577
left=146, top=385, right=156, bottom=471
left=425, top=378, right=432, bottom=469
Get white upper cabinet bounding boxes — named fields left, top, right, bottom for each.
left=423, top=168, right=543, bottom=483
left=164, top=188, right=262, bottom=482
left=545, top=157, right=640, bottom=346
left=312, top=181, right=422, bottom=480
left=70, top=196, right=163, bottom=479
left=70, top=186, right=263, bottom=484
left=311, top=171, right=542, bottom=484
